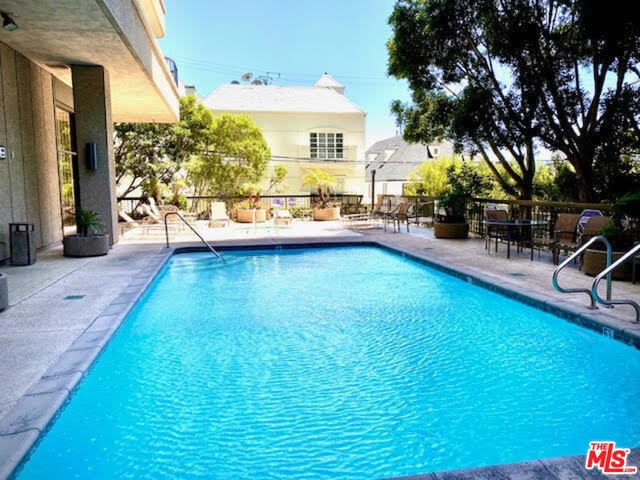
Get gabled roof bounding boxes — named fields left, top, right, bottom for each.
left=365, top=135, right=434, bottom=181
left=315, top=73, right=345, bottom=94
left=203, top=83, right=364, bottom=114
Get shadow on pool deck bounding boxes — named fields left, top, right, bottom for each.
left=0, top=221, right=639, bottom=479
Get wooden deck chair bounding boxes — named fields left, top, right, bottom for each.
left=209, top=201, right=230, bottom=227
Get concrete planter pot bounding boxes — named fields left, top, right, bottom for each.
left=312, top=207, right=341, bottom=221
left=582, top=248, right=632, bottom=280
left=63, top=234, right=110, bottom=257
left=434, top=222, right=469, bottom=239
left=236, top=209, right=267, bottom=223
left=0, top=272, right=8, bottom=311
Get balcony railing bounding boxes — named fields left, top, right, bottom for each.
left=164, top=57, right=178, bottom=86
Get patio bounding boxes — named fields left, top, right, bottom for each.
left=1, top=219, right=639, bottom=479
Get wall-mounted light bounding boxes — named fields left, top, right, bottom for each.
left=86, top=143, right=98, bottom=171
left=1, top=12, right=18, bottom=32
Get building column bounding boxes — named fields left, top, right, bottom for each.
left=71, top=65, right=118, bottom=244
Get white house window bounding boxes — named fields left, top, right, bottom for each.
left=310, top=132, right=343, bottom=159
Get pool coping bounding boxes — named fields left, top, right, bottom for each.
left=1, top=237, right=639, bottom=479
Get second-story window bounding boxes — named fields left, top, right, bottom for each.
left=310, top=132, right=343, bottom=159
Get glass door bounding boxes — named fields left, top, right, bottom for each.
left=55, top=107, right=78, bottom=235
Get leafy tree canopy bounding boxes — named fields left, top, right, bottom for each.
left=388, top=0, right=640, bottom=202
left=114, top=95, right=213, bottom=200
left=407, top=156, right=496, bottom=197
left=185, top=113, right=271, bottom=198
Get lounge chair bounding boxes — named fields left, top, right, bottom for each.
left=119, top=208, right=173, bottom=235
left=209, top=202, right=230, bottom=227
left=386, top=200, right=410, bottom=232
left=374, top=196, right=399, bottom=226
left=118, top=209, right=146, bottom=233
left=147, top=197, right=164, bottom=219
left=273, top=209, right=292, bottom=226
left=140, top=203, right=162, bottom=223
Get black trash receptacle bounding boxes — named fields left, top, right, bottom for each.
left=10, top=223, right=36, bottom=266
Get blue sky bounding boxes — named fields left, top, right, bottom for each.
left=158, top=0, right=412, bottom=148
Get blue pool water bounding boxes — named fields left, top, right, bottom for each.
left=17, top=247, right=640, bottom=479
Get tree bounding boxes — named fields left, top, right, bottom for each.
left=388, top=0, right=640, bottom=202
left=114, top=95, right=213, bottom=200
left=302, top=168, right=336, bottom=208
left=185, top=113, right=270, bottom=198
left=405, top=156, right=455, bottom=197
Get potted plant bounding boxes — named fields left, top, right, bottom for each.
left=0, top=240, right=7, bottom=311
left=433, top=189, right=470, bottom=239
left=583, top=192, right=640, bottom=280
left=235, top=182, right=267, bottom=223
left=302, top=168, right=340, bottom=221
left=63, top=208, right=110, bottom=257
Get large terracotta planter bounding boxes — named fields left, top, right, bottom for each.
left=434, top=222, right=469, bottom=239
left=312, top=207, right=340, bottom=221
left=582, top=249, right=632, bottom=280
left=0, top=272, right=8, bottom=311
left=236, top=209, right=266, bottom=223
left=63, top=234, right=110, bottom=257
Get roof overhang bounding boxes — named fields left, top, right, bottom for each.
left=0, top=0, right=179, bottom=123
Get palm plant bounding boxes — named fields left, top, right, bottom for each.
left=302, top=168, right=336, bottom=208
left=75, top=208, right=105, bottom=236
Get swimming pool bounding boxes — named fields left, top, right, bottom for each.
left=15, top=246, right=640, bottom=479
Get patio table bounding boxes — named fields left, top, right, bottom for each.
left=483, top=219, right=548, bottom=260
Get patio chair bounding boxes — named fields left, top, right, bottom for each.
left=411, top=200, right=435, bottom=227
left=209, top=202, right=230, bottom=227
left=580, top=215, right=611, bottom=244
left=549, top=213, right=581, bottom=264
left=553, top=215, right=610, bottom=266
left=485, top=208, right=510, bottom=251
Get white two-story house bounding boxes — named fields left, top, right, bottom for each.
left=203, top=74, right=366, bottom=195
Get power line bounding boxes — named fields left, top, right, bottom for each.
left=172, top=56, right=395, bottom=86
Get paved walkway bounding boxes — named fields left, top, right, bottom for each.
left=0, top=219, right=638, bottom=479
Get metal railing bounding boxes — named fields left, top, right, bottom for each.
left=552, top=235, right=612, bottom=309
left=119, top=194, right=365, bottom=219
left=591, top=244, right=640, bottom=322
left=164, top=211, right=224, bottom=262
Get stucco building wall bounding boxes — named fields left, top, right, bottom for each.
left=0, top=44, right=64, bottom=258
left=213, top=110, right=366, bottom=194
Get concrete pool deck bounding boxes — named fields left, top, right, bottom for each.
left=0, top=219, right=639, bottom=479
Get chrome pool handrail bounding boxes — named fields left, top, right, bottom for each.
left=164, top=211, right=225, bottom=262
left=591, top=244, right=640, bottom=322
left=552, top=235, right=611, bottom=308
